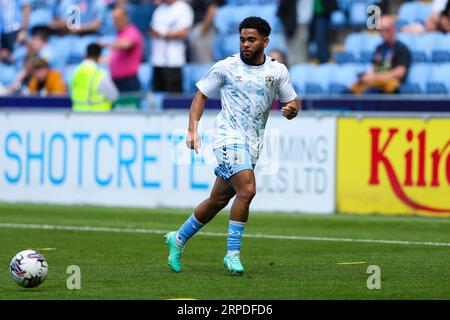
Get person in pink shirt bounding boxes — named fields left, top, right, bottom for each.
left=107, top=6, right=143, bottom=93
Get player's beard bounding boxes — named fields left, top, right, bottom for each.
left=241, top=48, right=264, bottom=64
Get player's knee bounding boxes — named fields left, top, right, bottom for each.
left=237, top=185, right=256, bottom=202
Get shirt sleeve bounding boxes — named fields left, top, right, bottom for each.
left=394, top=44, right=411, bottom=69
left=98, top=73, right=120, bottom=102
left=278, top=64, right=297, bottom=103
left=175, top=2, right=194, bottom=29
left=195, top=60, right=225, bottom=98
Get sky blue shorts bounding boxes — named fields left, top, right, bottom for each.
left=213, top=144, right=255, bottom=182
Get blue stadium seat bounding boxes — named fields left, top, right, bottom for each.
left=349, top=0, right=369, bottom=28
left=216, top=33, right=240, bottom=60
left=182, top=63, right=215, bottom=94
left=28, top=7, right=54, bottom=30
left=426, top=64, right=450, bottom=95
left=338, top=32, right=381, bottom=63
left=360, top=33, right=382, bottom=63
left=328, top=64, right=363, bottom=94
left=66, top=35, right=100, bottom=65
left=341, top=32, right=367, bottom=62
left=397, top=1, right=433, bottom=30
left=214, top=5, right=249, bottom=35
left=289, top=63, right=313, bottom=95
left=331, top=10, right=347, bottom=29
left=255, top=4, right=283, bottom=34
left=304, top=64, right=333, bottom=94
left=432, top=33, right=450, bottom=63
left=411, top=33, right=440, bottom=63
left=399, top=64, right=430, bottom=94
left=138, top=63, right=153, bottom=91
left=47, top=36, right=72, bottom=71
left=0, top=64, right=17, bottom=86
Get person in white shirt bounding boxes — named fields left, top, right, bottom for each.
left=164, top=17, right=300, bottom=275
left=149, top=0, right=194, bottom=92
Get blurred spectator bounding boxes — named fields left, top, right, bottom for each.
left=51, top=0, right=107, bottom=35
left=435, top=0, right=450, bottom=33
left=126, top=0, right=155, bottom=33
left=28, top=57, right=67, bottom=96
left=0, top=0, right=31, bottom=64
left=188, top=0, right=224, bottom=63
left=278, top=0, right=312, bottom=66
left=402, top=0, right=450, bottom=34
left=106, top=6, right=143, bottom=92
left=149, top=0, right=194, bottom=92
left=268, top=49, right=286, bottom=65
left=349, top=15, right=411, bottom=95
left=126, top=0, right=155, bottom=62
left=310, top=0, right=338, bottom=64
left=7, top=53, right=38, bottom=95
left=28, top=26, right=54, bottom=66
left=71, top=43, right=119, bottom=111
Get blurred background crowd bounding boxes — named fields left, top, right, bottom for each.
left=0, top=0, right=450, bottom=106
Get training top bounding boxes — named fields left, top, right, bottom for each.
left=196, top=53, right=297, bottom=161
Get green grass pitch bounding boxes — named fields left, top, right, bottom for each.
left=0, top=203, right=449, bottom=300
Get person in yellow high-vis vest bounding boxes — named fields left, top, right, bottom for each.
left=70, top=43, right=119, bottom=112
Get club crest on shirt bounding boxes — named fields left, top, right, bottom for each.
left=265, top=75, right=275, bottom=88
left=236, top=75, right=243, bottom=82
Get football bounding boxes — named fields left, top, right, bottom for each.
left=10, top=250, right=48, bottom=288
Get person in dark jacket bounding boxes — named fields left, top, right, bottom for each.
left=277, top=0, right=313, bottom=66
left=310, top=0, right=338, bottom=63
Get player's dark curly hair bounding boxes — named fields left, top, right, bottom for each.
left=239, top=17, right=271, bottom=37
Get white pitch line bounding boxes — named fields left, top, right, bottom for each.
left=0, top=223, right=450, bottom=247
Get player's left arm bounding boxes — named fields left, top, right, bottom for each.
left=281, top=99, right=300, bottom=120
left=278, top=65, right=301, bottom=120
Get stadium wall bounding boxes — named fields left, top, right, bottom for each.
left=0, top=111, right=336, bottom=214
left=1, top=110, right=449, bottom=217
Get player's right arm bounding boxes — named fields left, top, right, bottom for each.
left=186, top=90, right=208, bottom=153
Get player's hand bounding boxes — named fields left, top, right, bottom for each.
left=186, top=131, right=201, bottom=154
left=281, top=105, right=298, bottom=120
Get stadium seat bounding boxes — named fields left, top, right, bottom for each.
left=289, top=63, right=313, bottom=95
left=399, top=64, right=431, bottom=94
left=214, top=5, right=249, bottom=35
left=331, top=10, right=347, bottom=29
left=138, top=63, right=153, bottom=92
left=359, top=33, right=382, bottom=63
left=397, top=1, right=433, bottom=30
left=341, top=32, right=367, bottom=63
left=28, top=7, right=53, bottom=30
left=66, top=35, right=100, bottom=65
left=304, top=64, right=333, bottom=94
left=47, top=36, right=72, bottom=71
left=216, top=34, right=240, bottom=60
left=426, top=64, right=450, bottom=95
left=182, top=63, right=215, bottom=94
left=349, top=0, right=375, bottom=28
left=338, top=32, right=381, bottom=63
left=411, top=33, right=440, bottom=63
left=432, top=33, right=450, bottom=63
left=328, top=64, right=363, bottom=94
left=255, top=3, right=283, bottom=34
left=0, top=64, right=17, bottom=87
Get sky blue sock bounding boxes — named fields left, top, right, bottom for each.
left=176, top=213, right=204, bottom=245
left=227, top=220, right=246, bottom=253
